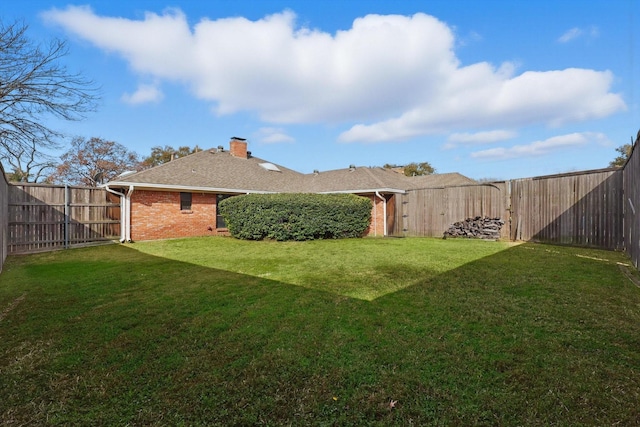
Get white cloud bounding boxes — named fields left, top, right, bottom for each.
left=43, top=7, right=624, bottom=142
left=470, top=132, right=610, bottom=160
left=338, top=68, right=624, bottom=142
left=444, top=129, right=517, bottom=149
left=255, top=127, right=295, bottom=143
left=558, top=27, right=583, bottom=43
left=121, top=83, right=164, bottom=104
left=558, top=26, right=599, bottom=43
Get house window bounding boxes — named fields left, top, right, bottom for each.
left=216, top=194, right=233, bottom=228
left=180, top=192, right=192, bottom=211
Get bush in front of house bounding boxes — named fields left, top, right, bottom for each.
left=218, top=193, right=372, bottom=241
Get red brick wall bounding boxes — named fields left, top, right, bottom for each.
left=130, top=190, right=217, bottom=241
left=365, top=195, right=386, bottom=237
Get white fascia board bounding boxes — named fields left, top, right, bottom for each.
left=316, top=188, right=407, bottom=194
left=102, top=182, right=406, bottom=195
left=102, top=182, right=276, bottom=194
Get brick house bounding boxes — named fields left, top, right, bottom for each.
left=104, top=137, right=476, bottom=241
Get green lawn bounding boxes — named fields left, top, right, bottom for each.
left=1, top=237, right=639, bottom=425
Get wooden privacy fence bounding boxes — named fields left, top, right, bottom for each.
left=391, top=183, right=511, bottom=239
left=394, top=166, right=630, bottom=255
left=0, top=164, right=8, bottom=272
left=8, top=184, right=120, bottom=254
left=510, top=169, right=624, bottom=250
left=623, top=136, right=640, bottom=269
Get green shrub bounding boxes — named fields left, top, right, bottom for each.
left=218, top=193, right=372, bottom=241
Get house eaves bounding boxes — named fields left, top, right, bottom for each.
left=102, top=182, right=277, bottom=194
left=104, top=180, right=406, bottom=196
left=315, top=188, right=406, bottom=194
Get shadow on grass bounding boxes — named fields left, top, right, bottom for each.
left=1, top=241, right=639, bottom=425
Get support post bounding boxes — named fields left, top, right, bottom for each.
left=64, top=184, right=70, bottom=249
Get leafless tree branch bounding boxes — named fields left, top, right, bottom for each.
left=0, top=19, right=99, bottom=181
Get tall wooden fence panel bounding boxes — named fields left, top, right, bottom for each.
left=0, top=164, right=9, bottom=272
left=624, top=137, right=640, bottom=269
left=8, top=184, right=120, bottom=254
left=509, top=169, right=623, bottom=250
left=392, top=184, right=510, bottom=238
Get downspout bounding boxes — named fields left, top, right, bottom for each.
left=104, top=185, right=133, bottom=243
left=375, top=191, right=387, bottom=237
left=124, top=186, right=134, bottom=242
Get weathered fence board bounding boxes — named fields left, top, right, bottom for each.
left=624, top=136, right=640, bottom=269
left=8, top=184, right=120, bottom=254
left=510, top=169, right=624, bottom=250
left=0, top=164, right=8, bottom=272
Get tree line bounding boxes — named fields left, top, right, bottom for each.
left=5, top=136, right=200, bottom=186
left=47, top=139, right=200, bottom=186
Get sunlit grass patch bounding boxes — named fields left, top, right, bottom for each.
left=132, top=236, right=513, bottom=300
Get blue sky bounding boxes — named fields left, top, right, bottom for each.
left=6, top=0, right=639, bottom=180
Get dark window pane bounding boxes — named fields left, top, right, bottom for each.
left=216, top=194, right=233, bottom=228
left=180, top=192, right=192, bottom=210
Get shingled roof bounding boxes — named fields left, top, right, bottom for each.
left=303, top=166, right=414, bottom=193
left=106, top=142, right=476, bottom=194
left=402, top=172, right=478, bottom=189
left=108, top=148, right=305, bottom=193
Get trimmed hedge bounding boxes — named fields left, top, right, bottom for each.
left=218, top=193, right=372, bottom=241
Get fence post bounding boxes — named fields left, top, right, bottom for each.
left=64, top=184, right=70, bottom=249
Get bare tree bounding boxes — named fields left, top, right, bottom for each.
left=0, top=19, right=98, bottom=181
left=50, top=137, right=141, bottom=186
left=1, top=140, right=56, bottom=182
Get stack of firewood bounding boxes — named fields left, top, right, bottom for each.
left=443, top=216, right=505, bottom=240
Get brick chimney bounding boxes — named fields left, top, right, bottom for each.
left=229, top=137, right=248, bottom=159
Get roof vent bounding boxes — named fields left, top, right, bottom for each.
left=259, top=162, right=281, bottom=172
left=217, top=145, right=224, bottom=151
left=117, top=170, right=136, bottom=178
